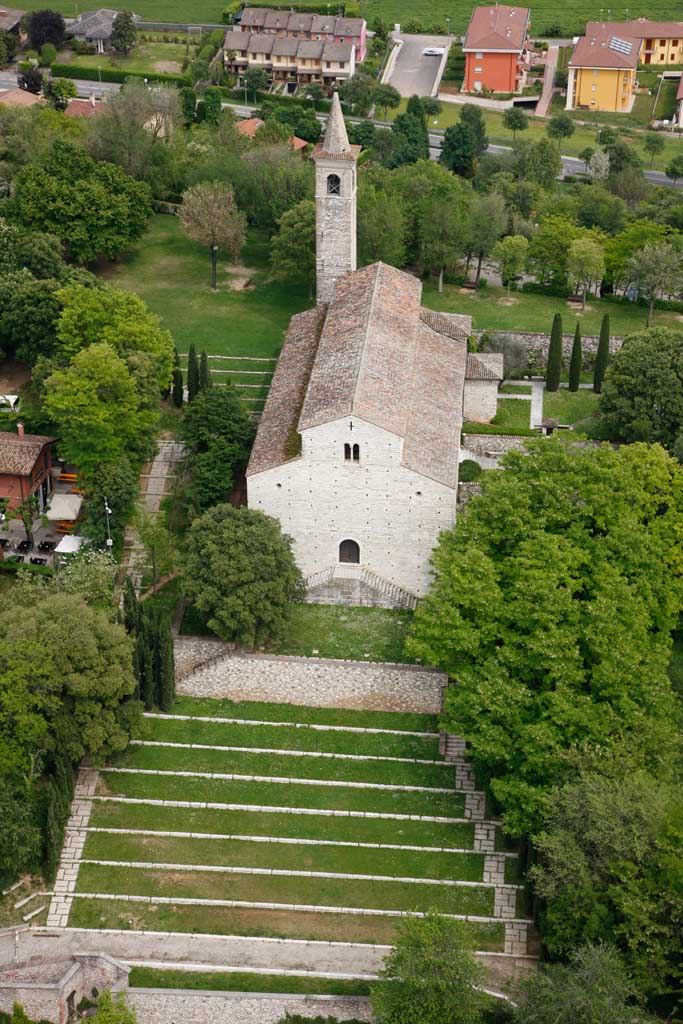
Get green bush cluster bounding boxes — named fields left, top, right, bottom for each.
left=51, top=62, right=189, bottom=86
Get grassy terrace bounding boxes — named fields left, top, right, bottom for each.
left=70, top=697, right=523, bottom=950
left=128, top=967, right=371, bottom=996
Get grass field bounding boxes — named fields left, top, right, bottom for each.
left=15, top=0, right=683, bottom=38
left=128, top=966, right=371, bottom=995
left=56, top=39, right=193, bottom=74
left=490, top=397, right=531, bottom=432
left=106, top=214, right=309, bottom=359
left=543, top=388, right=600, bottom=427
left=68, top=696, right=526, bottom=949
left=423, top=282, right=675, bottom=335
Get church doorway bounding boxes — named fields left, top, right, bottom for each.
left=339, top=539, right=360, bottom=564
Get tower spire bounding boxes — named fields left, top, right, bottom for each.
left=321, top=90, right=350, bottom=155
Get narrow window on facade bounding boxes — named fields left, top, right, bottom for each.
left=344, top=443, right=351, bottom=460
left=327, top=173, right=341, bottom=195
left=339, top=539, right=360, bottom=563
left=352, top=443, right=360, bottom=462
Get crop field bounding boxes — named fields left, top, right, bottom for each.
left=65, top=697, right=527, bottom=952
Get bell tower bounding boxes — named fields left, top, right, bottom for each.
left=312, top=91, right=359, bottom=305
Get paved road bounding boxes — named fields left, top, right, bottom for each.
left=0, top=70, right=121, bottom=98
left=385, top=33, right=450, bottom=97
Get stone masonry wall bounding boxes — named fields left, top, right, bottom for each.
left=175, top=642, right=447, bottom=714
left=128, top=991, right=372, bottom=1024
left=463, top=378, right=499, bottom=423
left=478, top=330, right=623, bottom=364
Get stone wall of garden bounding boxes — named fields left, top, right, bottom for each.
left=478, top=330, right=623, bottom=364
left=174, top=639, right=447, bottom=714
left=127, top=990, right=372, bottom=1024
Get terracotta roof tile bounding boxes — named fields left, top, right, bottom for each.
left=0, top=431, right=55, bottom=476
left=464, top=4, right=530, bottom=52
left=570, top=26, right=640, bottom=69
left=586, top=18, right=683, bottom=39
left=466, top=353, right=504, bottom=380
left=0, top=88, right=44, bottom=108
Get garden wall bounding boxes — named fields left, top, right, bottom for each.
left=174, top=638, right=447, bottom=713
left=479, top=330, right=623, bottom=363
left=127, top=991, right=372, bottom=1024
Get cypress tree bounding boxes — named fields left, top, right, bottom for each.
left=187, top=343, right=199, bottom=403
left=172, top=368, right=184, bottom=408
left=199, top=349, right=211, bottom=390
left=546, top=313, right=563, bottom=393
left=157, top=617, right=176, bottom=712
left=122, top=575, right=140, bottom=634
left=568, top=321, right=582, bottom=392
left=174, top=346, right=180, bottom=369
left=593, top=313, right=610, bottom=393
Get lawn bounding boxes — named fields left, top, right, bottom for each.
left=500, top=383, right=532, bottom=394
left=105, top=214, right=309, bottom=358
left=182, top=599, right=415, bottom=664
left=56, top=38, right=193, bottom=75
left=543, top=387, right=600, bottom=427
left=128, top=967, right=371, bottom=996
left=490, top=397, right=531, bottom=432
left=424, top=282, right=678, bottom=336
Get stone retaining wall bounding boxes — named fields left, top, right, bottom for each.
left=127, top=990, right=372, bottom=1024
left=479, top=330, right=623, bottom=363
left=175, top=640, right=447, bottom=714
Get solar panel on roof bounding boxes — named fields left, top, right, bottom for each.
left=608, top=35, right=633, bottom=54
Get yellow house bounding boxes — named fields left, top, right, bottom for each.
left=567, top=29, right=638, bottom=112
left=586, top=19, right=683, bottom=65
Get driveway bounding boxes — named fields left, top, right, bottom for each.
left=386, top=33, right=451, bottom=97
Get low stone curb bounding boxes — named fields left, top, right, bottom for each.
left=131, top=739, right=449, bottom=767
left=78, top=826, right=519, bottom=859
left=103, top=766, right=462, bottom=796
left=80, top=859, right=523, bottom=891
left=123, top=959, right=379, bottom=981
left=91, top=795, right=502, bottom=827
left=144, top=712, right=440, bottom=739
left=71, top=892, right=531, bottom=926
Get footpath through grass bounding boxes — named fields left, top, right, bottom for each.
left=128, top=966, right=371, bottom=996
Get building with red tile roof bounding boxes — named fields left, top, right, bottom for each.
left=463, top=4, right=531, bottom=94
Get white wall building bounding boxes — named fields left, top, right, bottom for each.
left=246, top=98, right=501, bottom=607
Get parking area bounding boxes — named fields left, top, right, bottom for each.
left=385, top=33, right=451, bottom=97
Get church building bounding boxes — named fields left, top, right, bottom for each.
left=246, top=94, right=502, bottom=608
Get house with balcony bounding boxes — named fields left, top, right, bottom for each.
left=236, top=7, right=365, bottom=62
left=584, top=19, right=683, bottom=66
left=224, top=28, right=354, bottom=87
left=566, top=26, right=638, bottom=112
left=462, top=4, right=530, bottom=94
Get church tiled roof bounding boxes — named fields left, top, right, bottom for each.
left=248, top=262, right=470, bottom=489
left=466, top=352, right=504, bottom=380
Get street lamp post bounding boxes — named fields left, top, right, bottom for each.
left=446, top=16, right=450, bottom=35
left=104, top=496, right=113, bottom=550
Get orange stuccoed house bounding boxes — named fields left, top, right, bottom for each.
left=463, top=4, right=531, bottom=94
left=0, top=425, right=56, bottom=511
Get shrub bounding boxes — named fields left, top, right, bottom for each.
left=51, top=62, right=189, bottom=86
left=459, top=459, right=482, bottom=482
left=40, top=41, right=57, bottom=65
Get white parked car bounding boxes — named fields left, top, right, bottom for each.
left=422, top=47, right=445, bottom=55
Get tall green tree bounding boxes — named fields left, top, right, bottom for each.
left=408, top=439, right=682, bottom=837
left=172, top=367, right=184, bottom=408
left=515, top=944, right=658, bottom=1024
left=270, top=199, right=316, bottom=299
left=546, top=313, right=563, bottom=392
left=417, top=191, right=470, bottom=292
left=186, top=343, right=199, bottom=403
left=503, top=106, right=528, bottom=140
left=459, top=104, right=488, bottom=157
left=180, top=505, right=303, bottom=646
left=567, top=236, right=605, bottom=310
left=568, top=321, right=582, bottom=391
left=593, top=313, right=610, bottom=394
left=391, top=112, right=429, bottom=166
left=599, top=326, right=683, bottom=449
left=27, top=9, right=65, bottom=49
left=626, top=241, right=681, bottom=325
left=180, top=385, right=254, bottom=511
left=547, top=112, right=576, bottom=145
left=440, top=123, right=476, bottom=178
left=491, top=234, right=528, bottom=300
left=466, top=191, right=507, bottom=285
left=111, top=10, right=137, bottom=53
left=358, top=185, right=407, bottom=268
left=43, top=343, right=143, bottom=473
left=371, top=914, right=484, bottom=1024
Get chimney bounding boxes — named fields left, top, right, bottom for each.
left=17, top=422, right=24, bottom=438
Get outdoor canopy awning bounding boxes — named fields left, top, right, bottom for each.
left=54, top=535, right=86, bottom=554
left=45, top=494, right=83, bottom=521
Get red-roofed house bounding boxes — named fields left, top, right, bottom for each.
left=236, top=116, right=309, bottom=154
left=0, top=425, right=55, bottom=511
left=64, top=96, right=103, bottom=118
left=463, top=4, right=531, bottom=94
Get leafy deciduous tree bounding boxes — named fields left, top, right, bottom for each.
left=270, top=198, right=316, bottom=298
left=179, top=181, right=246, bottom=290
left=491, top=234, right=528, bottom=300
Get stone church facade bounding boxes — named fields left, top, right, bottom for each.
left=247, top=94, right=501, bottom=606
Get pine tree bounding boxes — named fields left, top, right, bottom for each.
left=593, top=313, right=610, bottom=393
left=199, top=350, right=211, bottom=391
left=569, top=322, right=582, bottom=392
left=187, top=343, right=199, bottom=402
left=546, top=313, right=563, bottom=393
left=172, top=368, right=184, bottom=408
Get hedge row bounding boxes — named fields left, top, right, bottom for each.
left=0, top=560, right=54, bottom=577
left=224, top=86, right=333, bottom=111
left=51, top=62, right=190, bottom=86
left=223, top=0, right=360, bottom=21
